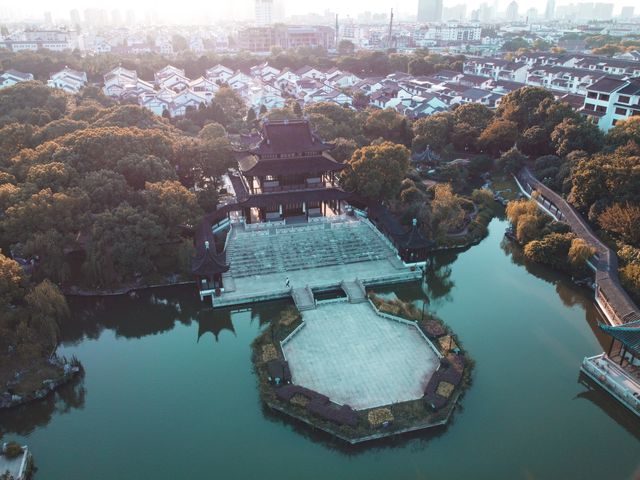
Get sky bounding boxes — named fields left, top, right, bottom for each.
left=3, top=0, right=635, bottom=23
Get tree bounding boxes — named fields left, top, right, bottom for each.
left=79, top=169, right=133, bottom=212
left=0, top=250, right=26, bottom=305
left=524, top=232, right=575, bottom=271
left=496, top=87, right=554, bottom=129
left=84, top=204, right=167, bottom=285
left=198, top=122, right=227, bottom=142
left=606, top=117, right=640, bottom=149
left=453, top=103, right=493, bottom=131
left=568, top=238, right=596, bottom=270
left=142, top=180, right=201, bottom=235
left=338, top=39, right=355, bottom=55
left=330, top=137, right=358, bottom=162
left=551, top=118, right=604, bottom=157
left=214, top=87, right=246, bottom=130
left=412, top=112, right=453, bottom=152
left=620, top=263, right=640, bottom=300
left=478, top=119, right=518, bottom=155
left=116, top=154, right=176, bottom=190
left=341, top=142, right=410, bottom=200
left=496, top=147, right=526, bottom=173
left=430, top=183, right=465, bottom=237
left=506, top=198, right=540, bottom=226
left=598, top=203, right=640, bottom=246
left=25, top=279, right=69, bottom=351
left=515, top=213, right=541, bottom=244
left=246, top=107, right=257, bottom=124
left=363, top=108, right=412, bottom=146
left=25, top=162, right=77, bottom=192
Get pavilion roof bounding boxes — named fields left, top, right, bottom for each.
left=237, top=151, right=344, bottom=176
left=250, top=120, right=331, bottom=156
left=191, top=245, right=229, bottom=276
left=600, top=319, right=640, bottom=356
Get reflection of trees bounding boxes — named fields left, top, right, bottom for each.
left=62, top=286, right=292, bottom=346
left=62, top=286, right=199, bottom=344
left=501, top=236, right=612, bottom=350
left=424, top=251, right=458, bottom=304
left=0, top=376, right=85, bottom=437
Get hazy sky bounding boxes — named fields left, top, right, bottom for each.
left=5, top=0, right=635, bottom=22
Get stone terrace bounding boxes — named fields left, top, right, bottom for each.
left=281, top=301, right=440, bottom=410
left=214, top=216, right=421, bottom=308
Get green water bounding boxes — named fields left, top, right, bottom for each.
left=1, top=218, right=638, bottom=480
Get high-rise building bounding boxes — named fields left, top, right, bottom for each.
left=125, top=9, right=136, bottom=25
left=506, top=1, right=519, bottom=21
left=443, top=4, right=467, bottom=21
left=593, top=3, right=613, bottom=20
left=545, top=0, right=555, bottom=20
left=273, top=0, right=285, bottom=22
left=111, top=10, right=122, bottom=26
left=44, top=11, right=53, bottom=25
left=70, top=9, right=81, bottom=26
left=620, top=6, right=634, bottom=18
left=418, top=0, right=443, bottom=22
left=255, top=0, right=274, bottom=25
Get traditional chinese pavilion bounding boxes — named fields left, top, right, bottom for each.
left=233, top=119, right=350, bottom=223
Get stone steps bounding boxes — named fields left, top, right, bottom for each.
left=226, top=220, right=393, bottom=279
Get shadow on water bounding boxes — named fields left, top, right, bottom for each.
left=575, top=372, right=640, bottom=442
left=0, top=376, right=86, bottom=437
left=259, top=402, right=453, bottom=457
left=64, top=286, right=289, bottom=346
left=62, top=286, right=200, bottom=343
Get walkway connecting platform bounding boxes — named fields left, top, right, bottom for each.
left=213, top=216, right=421, bottom=308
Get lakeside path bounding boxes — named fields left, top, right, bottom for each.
left=516, top=167, right=640, bottom=327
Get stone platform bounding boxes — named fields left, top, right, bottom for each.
left=213, top=216, right=421, bottom=308
left=281, top=301, right=440, bottom=410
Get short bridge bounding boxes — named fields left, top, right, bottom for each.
left=292, top=286, right=316, bottom=311
left=341, top=280, right=367, bottom=303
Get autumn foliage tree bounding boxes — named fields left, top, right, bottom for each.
left=341, top=142, right=410, bottom=200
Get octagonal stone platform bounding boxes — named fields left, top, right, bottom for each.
left=281, top=301, right=440, bottom=410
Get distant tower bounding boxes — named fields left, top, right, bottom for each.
left=620, top=6, right=634, bottom=18
left=545, top=0, right=555, bottom=20
left=417, top=0, right=443, bottom=22
left=506, top=1, right=519, bottom=21
left=387, top=8, right=394, bottom=49
left=44, top=11, right=53, bottom=25
left=70, top=9, right=81, bottom=26
left=255, top=0, right=274, bottom=25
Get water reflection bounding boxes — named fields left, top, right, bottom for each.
left=63, top=287, right=200, bottom=343
left=576, top=373, right=640, bottom=441
left=500, top=237, right=611, bottom=350
left=0, top=376, right=86, bottom=437
left=197, top=308, right=236, bottom=343
left=259, top=403, right=450, bottom=457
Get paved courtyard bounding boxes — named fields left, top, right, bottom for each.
left=281, top=302, right=439, bottom=410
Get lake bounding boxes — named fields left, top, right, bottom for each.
left=1, top=218, right=638, bottom=479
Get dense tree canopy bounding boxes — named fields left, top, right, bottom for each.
left=341, top=142, right=410, bottom=200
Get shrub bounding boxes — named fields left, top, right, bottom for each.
left=3, top=442, right=23, bottom=459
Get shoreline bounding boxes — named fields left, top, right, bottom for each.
left=0, top=360, right=83, bottom=411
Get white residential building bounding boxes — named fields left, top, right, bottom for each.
left=0, top=70, right=34, bottom=88
left=47, top=67, right=87, bottom=93
left=581, top=77, right=640, bottom=131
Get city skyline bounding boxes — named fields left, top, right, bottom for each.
left=1, top=0, right=636, bottom=23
